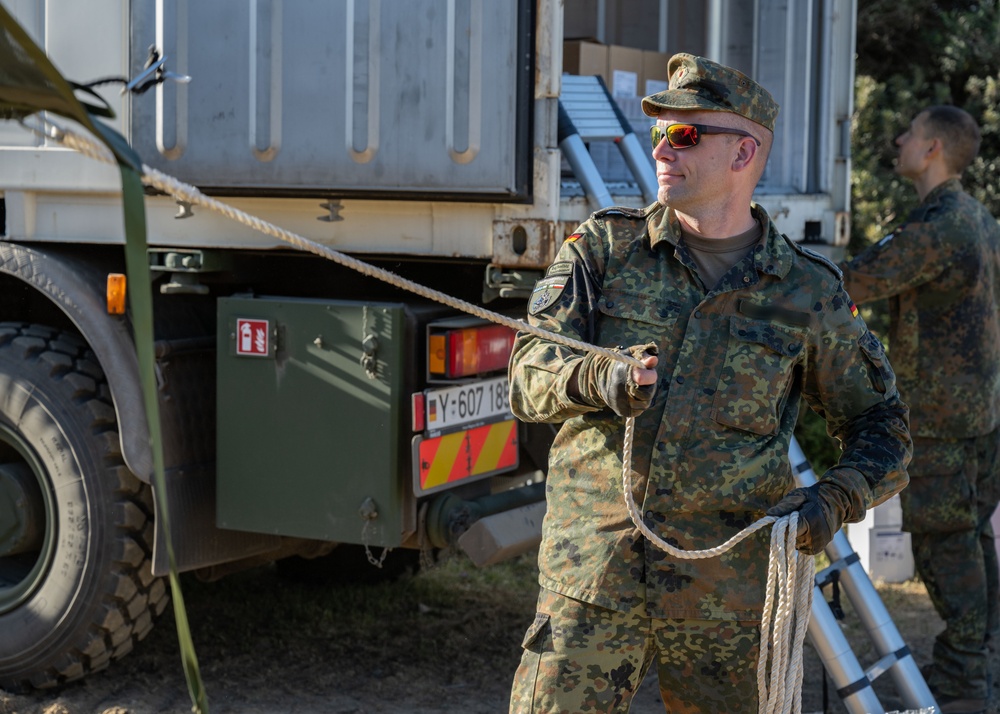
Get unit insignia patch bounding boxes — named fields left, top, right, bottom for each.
left=528, top=276, right=568, bottom=315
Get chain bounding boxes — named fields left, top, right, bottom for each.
left=359, top=497, right=390, bottom=569
left=360, top=305, right=378, bottom=379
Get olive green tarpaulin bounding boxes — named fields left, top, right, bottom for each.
left=0, top=6, right=208, bottom=712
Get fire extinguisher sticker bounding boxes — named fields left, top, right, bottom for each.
left=236, top=318, right=270, bottom=356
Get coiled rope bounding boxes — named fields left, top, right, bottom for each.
left=31, top=117, right=815, bottom=714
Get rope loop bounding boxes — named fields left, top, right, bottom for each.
left=620, top=417, right=814, bottom=713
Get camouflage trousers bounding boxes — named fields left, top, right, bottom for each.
left=509, top=587, right=761, bottom=713
left=901, top=428, right=1000, bottom=699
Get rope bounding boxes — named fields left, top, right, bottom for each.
left=622, top=418, right=814, bottom=712
left=33, top=117, right=815, bottom=714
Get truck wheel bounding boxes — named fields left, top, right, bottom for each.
left=0, top=323, right=168, bottom=691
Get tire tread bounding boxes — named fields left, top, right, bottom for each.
left=0, top=323, right=169, bottom=691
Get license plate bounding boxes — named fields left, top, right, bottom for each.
left=425, top=376, right=511, bottom=433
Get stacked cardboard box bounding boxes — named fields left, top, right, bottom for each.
left=563, top=40, right=660, bottom=184
left=564, top=41, right=669, bottom=100
left=845, top=494, right=915, bottom=583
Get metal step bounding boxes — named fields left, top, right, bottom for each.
left=558, top=74, right=657, bottom=211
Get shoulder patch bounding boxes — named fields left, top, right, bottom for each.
left=527, top=275, right=568, bottom=316
left=545, top=261, right=574, bottom=277
left=830, top=285, right=861, bottom=321
left=788, top=239, right=843, bottom=279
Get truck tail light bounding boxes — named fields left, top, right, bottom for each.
left=428, top=324, right=516, bottom=379
left=412, top=392, right=426, bottom=432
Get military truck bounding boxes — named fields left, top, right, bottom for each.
left=0, top=0, right=858, bottom=690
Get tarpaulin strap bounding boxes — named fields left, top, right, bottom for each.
left=0, top=6, right=208, bottom=713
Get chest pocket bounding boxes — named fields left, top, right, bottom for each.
left=595, top=289, right=680, bottom=347
left=712, top=316, right=806, bottom=436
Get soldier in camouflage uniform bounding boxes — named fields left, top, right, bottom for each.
left=840, top=105, right=1000, bottom=714
left=507, top=53, right=911, bottom=713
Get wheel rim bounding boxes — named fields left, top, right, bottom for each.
left=0, top=423, right=56, bottom=614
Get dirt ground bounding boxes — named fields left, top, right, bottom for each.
left=0, top=550, right=995, bottom=714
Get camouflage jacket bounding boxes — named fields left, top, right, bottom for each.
left=841, top=179, right=1000, bottom=439
left=509, top=202, right=911, bottom=621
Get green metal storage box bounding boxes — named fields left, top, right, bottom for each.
left=216, top=296, right=409, bottom=546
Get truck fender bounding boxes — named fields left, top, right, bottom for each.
left=0, top=241, right=153, bottom=481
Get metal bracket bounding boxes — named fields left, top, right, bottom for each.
left=125, top=46, right=192, bottom=95
left=317, top=200, right=344, bottom=222
left=483, top=265, right=541, bottom=302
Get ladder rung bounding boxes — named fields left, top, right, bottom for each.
left=560, top=74, right=627, bottom=141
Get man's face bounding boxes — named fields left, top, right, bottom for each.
left=894, top=113, right=934, bottom=179
left=652, top=110, right=746, bottom=211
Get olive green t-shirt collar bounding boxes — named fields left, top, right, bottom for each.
left=646, top=202, right=793, bottom=279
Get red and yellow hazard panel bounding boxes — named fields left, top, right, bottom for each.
left=413, top=420, right=518, bottom=494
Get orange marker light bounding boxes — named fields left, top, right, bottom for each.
left=427, top=324, right=516, bottom=378
left=107, top=273, right=127, bottom=315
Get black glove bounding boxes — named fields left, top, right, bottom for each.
left=571, top=343, right=658, bottom=418
left=766, top=482, right=855, bottom=555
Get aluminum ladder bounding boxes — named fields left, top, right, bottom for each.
left=789, top=436, right=939, bottom=713
left=558, top=74, right=657, bottom=212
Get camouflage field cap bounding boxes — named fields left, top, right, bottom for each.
left=641, top=53, right=779, bottom=132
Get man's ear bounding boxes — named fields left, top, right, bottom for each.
left=927, top=137, right=943, bottom=159
left=732, top=137, right=758, bottom=173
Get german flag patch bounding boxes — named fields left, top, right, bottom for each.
left=850, top=301, right=859, bottom=318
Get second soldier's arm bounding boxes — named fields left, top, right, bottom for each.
left=841, top=220, right=945, bottom=304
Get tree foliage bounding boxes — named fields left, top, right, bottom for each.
left=796, top=2, right=1000, bottom=469
left=851, top=0, right=1000, bottom=255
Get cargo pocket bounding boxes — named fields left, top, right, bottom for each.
left=712, top=316, right=804, bottom=436
left=521, top=612, right=550, bottom=651
left=510, top=613, right=551, bottom=713
left=901, top=439, right=977, bottom=534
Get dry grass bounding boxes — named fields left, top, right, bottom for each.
left=1, top=548, right=989, bottom=714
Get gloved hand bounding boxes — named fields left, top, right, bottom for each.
left=570, top=343, right=658, bottom=418
left=766, top=481, right=856, bottom=555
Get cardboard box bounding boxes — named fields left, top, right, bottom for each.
left=608, top=44, right=644, bottom=98
left=845, top=520, right=915, bottom=583
left=563, top=40, right=608, bottom=82
left=844, top=494, right=912, bottom=582
left=643, top=50, right=670, bottom=96
left=872, top=493, right=903, bottom=528
left=868, top=528, right=915, bottom=583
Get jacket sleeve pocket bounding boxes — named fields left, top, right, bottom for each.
left=857, top=330, right=893, bottom=395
